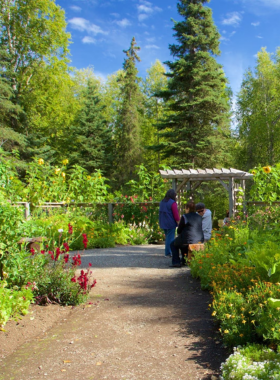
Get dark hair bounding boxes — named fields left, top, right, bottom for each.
left=163, top=189, right=176, bottom=202
left=186, top=200, right=196, bottom=212
left=196, top=202, right=205, bottom=211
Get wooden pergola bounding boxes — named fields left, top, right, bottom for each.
left=159, top=168, right=253, bottom=217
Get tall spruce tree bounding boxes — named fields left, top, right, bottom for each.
left=69, top=79, right=113, bottom=174
left=115, top=37, right=143, bottom=187
left=155, top=0, right=231, bottom=168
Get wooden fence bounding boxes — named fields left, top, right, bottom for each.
left=13, top=202, right=160, bottom=223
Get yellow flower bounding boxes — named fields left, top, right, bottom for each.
left=55, top=168, right=60, bottom=174
left=224, top=330, right=229, bottom=334
left=226, top=314, right=231, bottom=319
left=61, top=172, right=66, bottom=178
left=242, top=320, right=246, bottom=324
left=212, top=311, right=216, bottom=316
left=272, top=328, right=275, bottom=331
left=251, top=170, right=257, bottom=175
left=251, top=320, right=255, bottom=324
left=87, top=176, right=91, bottom=180
left=263, top=166, right=271, bottom=174
left=239, top=334, right=244, bottom=337
left=62, top=159, right=69, bottom=165
left=38, top=158, right=44, bottom=165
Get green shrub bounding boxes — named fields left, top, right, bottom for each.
left=0, top=280, right=33, bottom=328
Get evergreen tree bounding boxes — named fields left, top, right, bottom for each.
left=115, top=37, right=143, bottom=187
left=0, top=49, right=25, bottom=151
left=69, top=80, right=113, bottom=174
left=155, top=0, right=231, bottom=168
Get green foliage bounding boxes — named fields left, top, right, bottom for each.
left=125, top=164, right=166, bottom=201
left=190, top=218, right=280, bottom=347
left=0, top=280, right=33, bottom=328
left=0, top=199, right=26, bottom=277
left=220, top=344, right=280, bottom=380
left=237, top=48, right=280, bottom=169
left=249, top=164, right=280, bottom=203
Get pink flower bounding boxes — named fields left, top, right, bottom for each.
left=121, top=214, right=124, bottom=219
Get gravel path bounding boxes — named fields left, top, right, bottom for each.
left=0, top=244, right=227, bottom=380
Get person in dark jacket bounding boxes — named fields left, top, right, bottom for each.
left=159, top=189, right=180, bottom=257
left=170, top=200, right=204, bottom=267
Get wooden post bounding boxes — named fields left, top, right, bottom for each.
left=240, top=179, right=246, bottom=216
left=108, top=203, right=113, bottom=224
left=187, top=181, right=192, bottom=200
left=24, top=202, right=30, bottom=219
left=229, top=178, right=234, bottom=217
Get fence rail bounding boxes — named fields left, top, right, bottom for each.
left=13, top=201, right=160, bottom=223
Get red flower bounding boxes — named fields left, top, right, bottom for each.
left=91, top=280, right=97, bottom=288
left=72, top=254, right=81, bottom=266
left=82, top=234, right=88, bottom=249
left=64, top=254, right=69, bottom=263
left=63, top=242, right=70, bottom=252
left=68, top=223, right=73, bottom=235
left=89, top=263, right=92, bottom=267
left=71, top=277, right=77, bottom=282
left=30, top=248, right=36, bottom=256
left=41, top=250, right=45, bottom=255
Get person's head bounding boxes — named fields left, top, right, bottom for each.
left=163, top=189, right=176, bottom=202
left=196, top=202, right=206, bottom=216
left=185, top=200, right=196, bottom=213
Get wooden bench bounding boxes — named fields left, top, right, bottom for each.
left=18, top=237, right=47, bottom=253
left=187, top=243, right=205, bottom=263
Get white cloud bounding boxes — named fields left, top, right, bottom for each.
left=68, top=18, right=108, bottom=35
left=229, top=31, right=236, bottom=37
left=221, top=12, right=242, bottom=27
left=111, top=13, right=120, bottom=17
left=70, top=6, right=81, bottom=12
left=220, top=36, right=229, bottom=42
left=137, top=0, right=162, bottom=21
left=138, top=14, right=149, bottom=21
left=82, top=36, right=96, bottom=44
left=251, top=21, right=260, bottom=26
left=94, top=71, right=108, bottom=82
left=145, top=44, right=160, bottom=49
left=146, top=37, right=156, bottom=42
left=258, top=0, right=280, bottom=8
left=116, top=18, right=131, bottom=27
left=256, top=35, right=263, bottom=38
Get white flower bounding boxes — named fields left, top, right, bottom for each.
left=58, top=229, right=63, bottom=233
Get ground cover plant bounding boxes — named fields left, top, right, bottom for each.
left=220, top=344, right=280, bottom=380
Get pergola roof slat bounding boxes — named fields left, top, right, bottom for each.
left=159, top=168, right=253, bottom=180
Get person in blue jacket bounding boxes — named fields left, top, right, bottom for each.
left=159, top=189, right=180, bottom=257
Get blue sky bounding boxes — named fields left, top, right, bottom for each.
left=56, top=0, right=280, bottom=97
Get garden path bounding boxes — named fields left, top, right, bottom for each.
left=0, top=245, right=227, bottom=380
